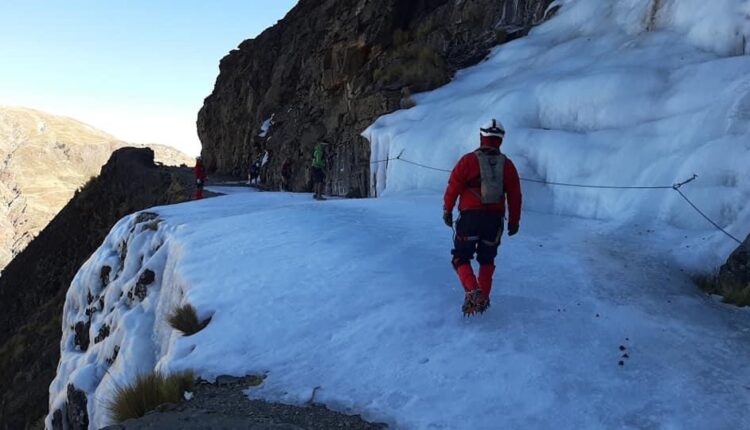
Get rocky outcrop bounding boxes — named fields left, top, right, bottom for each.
left=0, top=106, right=194, bottom=271
left=0, top=148, right=195, bottom=430
left=65, top=384, right=89, bottom=430
left=101, top=376, right=384, bottom=430
left=198, top=0, right=553, bottom=196
left=718, top=235, right=750, bottom=293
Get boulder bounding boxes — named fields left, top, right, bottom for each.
left=718, top=234, right=750, bottom=292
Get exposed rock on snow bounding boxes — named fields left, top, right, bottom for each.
left=73, top=320, right=91, bottom=351
left=718, top=234, right=750, bottom=292
left=66, top=384, right=89, bottom=430
left=130, top=268, right=156, bottom=302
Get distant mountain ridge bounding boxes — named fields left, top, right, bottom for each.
left=0, top=106, right=193, bottom=271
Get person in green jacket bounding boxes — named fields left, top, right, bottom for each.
left=311, top=142, right=327, bottom=200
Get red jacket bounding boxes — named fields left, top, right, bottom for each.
left=194, top=160, right=207, bottom=181
left=443, top=136, right=522, bottom=227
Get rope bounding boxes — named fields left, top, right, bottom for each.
left=520, top=177, right=672, bottom=189
left=369, top=152, right=744, bottom=246
left=673, top=188, right=744, bottom=245
left=371, top=152, right=680, bottom=188
left=398, top=157, right=452, bottom=173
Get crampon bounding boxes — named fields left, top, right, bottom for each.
left=476, top=294, right=490, bottom=314
left=462, top=290, right=487, bottom=317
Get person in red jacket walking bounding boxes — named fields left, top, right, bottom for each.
left=194, top=156, right=207, bottom=200
left=443, top=119, right=522, bottom=316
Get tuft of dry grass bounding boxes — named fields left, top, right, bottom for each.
left=721, top=286, right=750, bottom=307
left=107, top=370, right=194, bottom=423
left=693, top=274, right=750, bottom=307
left=693, top=274, right=720, bottom=295
left=167, top=303, right=210, bottom=336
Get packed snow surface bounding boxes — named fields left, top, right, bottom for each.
left=365, top=0, right=750, bottom=265
left=48, top=192, right=750, bottom=429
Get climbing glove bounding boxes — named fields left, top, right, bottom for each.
left=443, top=210, right=453, bottom=227
left=508, top=224, right=519, bottom=236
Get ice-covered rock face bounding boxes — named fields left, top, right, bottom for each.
left=364, top=0, right=750, bottom=258
left=46, top=211, right=189, bottom=429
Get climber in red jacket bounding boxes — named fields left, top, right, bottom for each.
left=194, top=156, right=207, bottom=200
left=443, top=119, right=522, bottom=316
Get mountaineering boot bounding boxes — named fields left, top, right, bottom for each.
left=474, top=290, right=489, bottom=314
left=462, top=290, right=489, bottom=316
left=475, top=290, right=489, bottom=314
left=462, top=289, right=481, bottom=317
left=477, top=264, right=495, bottom=313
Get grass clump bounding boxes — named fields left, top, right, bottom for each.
left=721, top=286, right=750, bottom=307
left=693, top=274, right=750, bottom=307
left=693, top=274, right=720, bottom=295
left=108, top=370, right=194, bottom=423
left=167, top=303, right=210, bottom=336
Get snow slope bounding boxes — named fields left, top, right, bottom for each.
left=365, top=0, right=750, bottom=266
left=48, top=192, right=750, bottom=429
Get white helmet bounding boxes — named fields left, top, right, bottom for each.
left=480, top=119, right=505, bottom=138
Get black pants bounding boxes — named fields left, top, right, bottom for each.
left=312, top=167, right=325, bottom=184
left=452, top=210, right=503, bottom=267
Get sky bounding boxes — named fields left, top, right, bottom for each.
left=0, top=0, right=298, bottom=156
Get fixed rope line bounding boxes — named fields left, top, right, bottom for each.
left=673, top=188, right=743, bottom=245
left=370, top=151, right=679, bottom=188
left=398, top=157, right=452, bottom=173
left=519, top=177, right=673, bottom=189
left=368, top=152, right=743, bottom=245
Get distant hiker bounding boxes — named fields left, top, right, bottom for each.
left=443, top=119, right=522, bottom=316
left=248, top=160, right=260, bottom=185
left=281, top=158, right=292, bottom=191
left=311, top=142, right=327, bottom=200
left=194, top=156, right=207, bottom=200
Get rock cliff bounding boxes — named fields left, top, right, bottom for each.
left=198, top=0, right=554, bottom=196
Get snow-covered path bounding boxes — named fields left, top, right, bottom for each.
left=51, top=190, right=750, bottom=429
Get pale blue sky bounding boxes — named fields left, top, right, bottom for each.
left=0, top=0, right=297, bottom=155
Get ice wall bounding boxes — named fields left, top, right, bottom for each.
left=364, top=0, right=750, bottom=257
